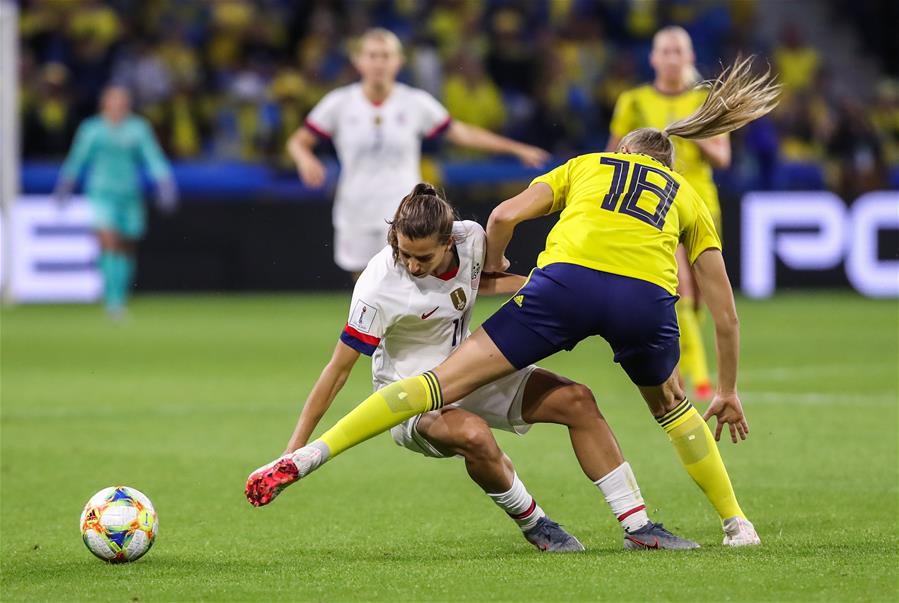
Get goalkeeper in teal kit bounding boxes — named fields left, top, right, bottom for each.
left=56, top=86, right=177, bottom=316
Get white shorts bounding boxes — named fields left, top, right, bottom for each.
left=389, top=365, right=537, bottom=458
left=334, top=225, right=390, bottom=272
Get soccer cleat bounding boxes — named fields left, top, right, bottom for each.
left=694, top=381, right=714, bottom=401
left=623, top=522, right=700, bottom=550
left=245, top=456, right=299, bottom=507
left=522, top=517, right=585, bottom=552
left=722, top=516, right=761, bottom=546
left=245, top=444, right=327, bottom=507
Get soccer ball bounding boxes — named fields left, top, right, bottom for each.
left=80, top=486, right=158, bottom=563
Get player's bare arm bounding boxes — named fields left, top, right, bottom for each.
left=286, top=126, right=327, bottom=188
left=478, top=272, right=527, bottom=296
left=283, top=340, right=361, bottom=454
left=446, top=121, right=550, bottom=168
left=691, top=248, right=749, bottom=443
left=693, top=134, right=732, bottom=168
left=485, top=183, right=554, bottom=272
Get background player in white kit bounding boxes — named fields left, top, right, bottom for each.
left=272, top=183, right=698, bottom=551
left=287, top=28, right=550, bottom=279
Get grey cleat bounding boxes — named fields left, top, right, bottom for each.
left=623, top=521, right=700, bottom=550
left=523, top=517, right=585, bottom=552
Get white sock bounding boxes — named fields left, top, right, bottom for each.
left=487, top=473, right=546, bottom=531
left=595, top=462, right=650, bottom=533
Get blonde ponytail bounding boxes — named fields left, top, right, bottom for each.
left=663, top=55, right=781, bottom=141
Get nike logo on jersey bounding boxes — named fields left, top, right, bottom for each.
left=421, top=307, right=439, bottom=320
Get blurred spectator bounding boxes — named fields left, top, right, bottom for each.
left=828, top=98, right=887, bottom=198
left=485, top=6, right=537, bottom=95
left=870, top=79, right=899, bottom=166
left=68, top=0, right=122, bottom=54
left=265, top=65, right=319, bottom=167
left=595, top=50, right=639, bottom=133
left=111, top=40, right=173, bottom=109
left=15, top=0, right=898, bottom=194
left=21, top=62, right=77, bottom=158
left=443, top=50, right=506, bottom=133
left=774, top=71, right=835, bottom=163
left=774, top=23, right=821, bottom=95
left=409, top=36, right=444, bottom=99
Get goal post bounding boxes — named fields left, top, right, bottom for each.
left=0, top=0, right=19, bottom=304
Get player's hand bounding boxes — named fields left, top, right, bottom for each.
left=53, top=177, right=75, bottom=208
left=297, top=156, right=326, bottom=188
left=484, top=255, right=511, bottom=274
left=702, top=392, right=749, bottom=443
left=515, top=144, right=551, bottom=168
left=155, top=179, right=179, bottom=215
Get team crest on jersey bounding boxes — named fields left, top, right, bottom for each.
left=450, top=288, right=467, bottom=311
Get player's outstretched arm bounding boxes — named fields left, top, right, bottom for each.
left=691, top=249, right=749, bottom=443
left=283, top=340, right=360, bottom=454
left=485, top=183, right=554, bottom=272
left=478, top=272, right=527, bottom=296
left=286, top=127, right=326, bottom=188
left=446, top=121, right=550, bottom=167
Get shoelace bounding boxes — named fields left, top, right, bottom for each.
left=529, top=518, right=566, bottom=540
left=632, top=521, right=673, bottom=537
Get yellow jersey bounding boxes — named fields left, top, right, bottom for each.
left=609, top=84, right=720, bottom=223
left=532, top=152, right=721, bottom=295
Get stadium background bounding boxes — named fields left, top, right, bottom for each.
left=7, top=0, right=898, bottom=295
left=2, top=2, right=898, bottom=602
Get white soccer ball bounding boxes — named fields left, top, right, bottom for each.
left=79, top=486, right=158, bottom=563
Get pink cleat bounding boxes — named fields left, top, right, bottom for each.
left=245, top=443, right=329, bottom=507
left=245, top=455, right=299, bottom=507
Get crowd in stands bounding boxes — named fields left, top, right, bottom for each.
left=19, top=0, right=899, bottom=196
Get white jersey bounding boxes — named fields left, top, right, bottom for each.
left=305, top=82, right=451, bottom=231
left=340, top=221, right=485, bottom=389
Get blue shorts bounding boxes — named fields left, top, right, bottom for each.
left=482, top=263, right=680, bottom=386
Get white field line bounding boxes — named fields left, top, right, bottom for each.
left=742, top=364, right=896, bottom=380
left=741, top=391, right=898, bottom=406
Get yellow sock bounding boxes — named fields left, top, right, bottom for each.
left=658, top=399, right=745, bottom=521
left=317, top=372, right=442, bottom=457
left=676, top=298, right=710, bottom=386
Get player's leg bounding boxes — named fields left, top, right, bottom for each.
left=97, top=198, right=144, bottom=317
left=602, top=272, right=758, bottom=546
left=96, top=228, right=121, bottom=314
left=409, top=408, right=583, bottom=552
left=115, top=199, right=145, bottom=309
left=245, top=329, right=520, bottom=506
left=675, top=245, right=712, bottom=399
left=631, top=368, right=760, bottom=546
left=245, top=266, right=567, bottom=506
left=88, top=196, right=125, bottom=315
left=518, top=369, right=698, bottom=549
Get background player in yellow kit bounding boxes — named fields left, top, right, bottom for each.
left=607, top=26, right=732, bottom=400
left=246, top=57, right=780, bottom=546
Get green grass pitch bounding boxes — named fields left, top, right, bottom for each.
left=1, top=293, right=896, bottom=602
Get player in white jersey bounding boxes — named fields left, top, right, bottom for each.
left=273, top=183, right=698, bottom=551
left=287, top=28, right=549, bottom=278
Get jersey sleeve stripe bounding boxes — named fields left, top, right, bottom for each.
left=304, top=118, right=332, bottom=139
left=341, top=324, right=380, bottom=355
left=424, top=116, right=452, bottom=139
left=340, top=331, right=377, bottom=356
